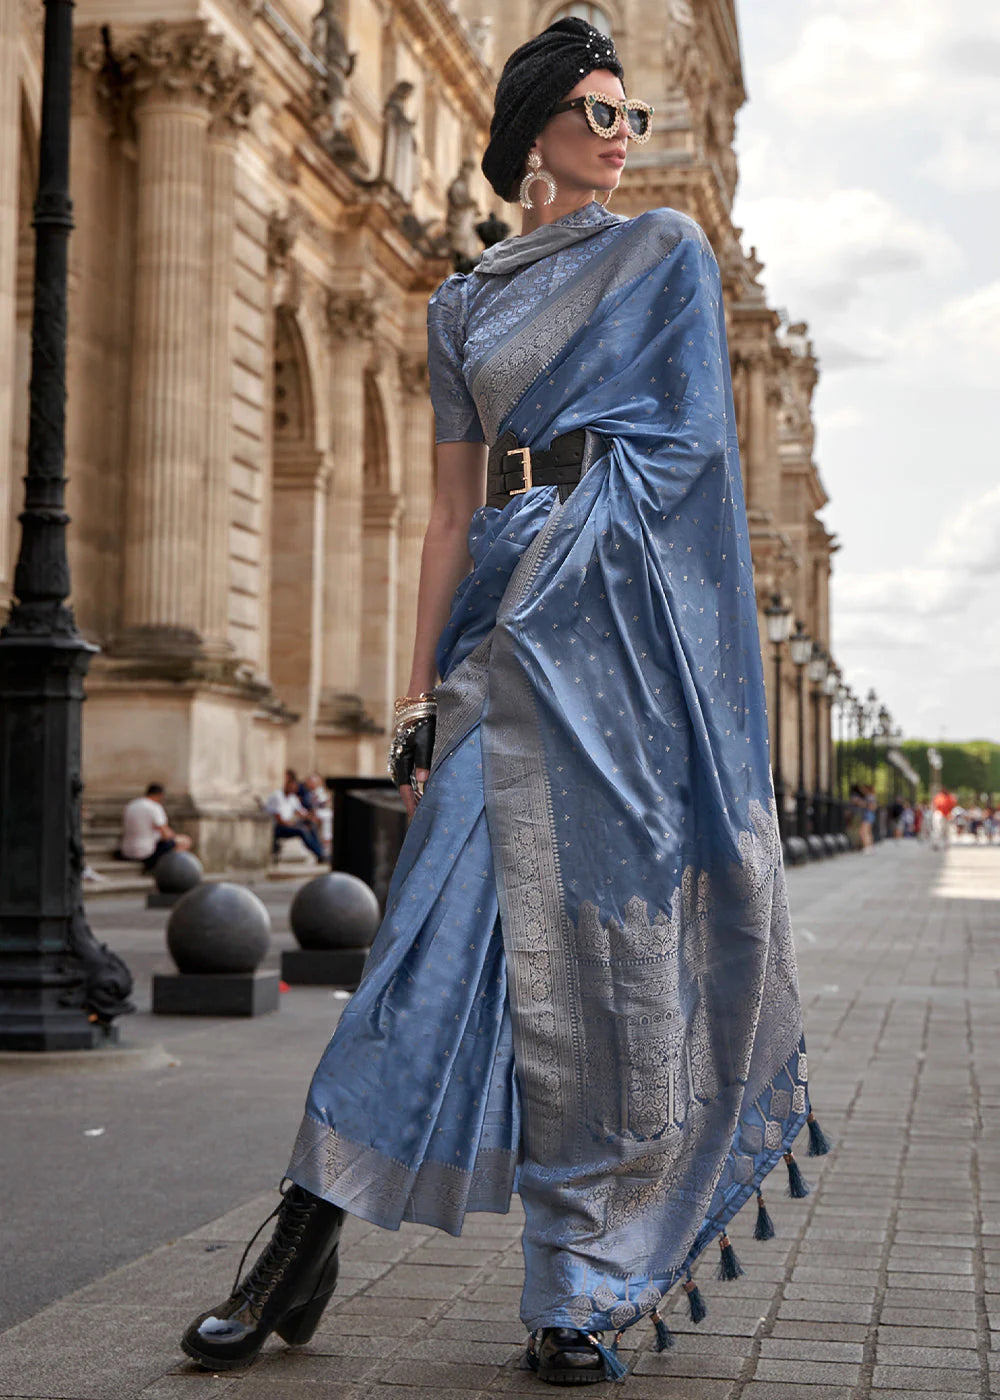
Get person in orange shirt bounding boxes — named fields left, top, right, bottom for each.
left=931, top=787, right=957, bottom=849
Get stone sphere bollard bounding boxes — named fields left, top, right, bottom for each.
left=290, top=872, right=381, bottom=951
left=166, top=882, right=271, bottom=975
left=153, top=849, right=203, bottom=894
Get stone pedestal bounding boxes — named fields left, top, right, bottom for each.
left=280, top=947, right=368, bottom=988
left=152, top=969, right=280, bottom=1016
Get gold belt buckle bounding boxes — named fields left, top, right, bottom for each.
left=506, top=446, right=533, bottom=495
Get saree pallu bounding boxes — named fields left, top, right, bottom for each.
left=289, top=203, right=813, bottom=1338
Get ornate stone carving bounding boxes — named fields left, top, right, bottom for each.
left=267, top=210, right=298, bottom=271
left=309, top=0, right=358, bottom=162
left=325, top=290, right=378, bottom=341
left=379, top=82, right=417, bottom=204
left=114, top=22, right=257, bottom=126
left=445, top=158, right=479, bottom=265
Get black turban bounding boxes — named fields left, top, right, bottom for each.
left=481, top=18, right=625, bottom=202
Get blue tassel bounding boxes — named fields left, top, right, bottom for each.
left=754, top=1191, right=776, bottom=1241
left=807, top=1112, right=831, bottom=1157
left=651, top=1311, right=674, bottom=1352
left=717, top=1233, right=744, bottom=1281
left=588, top=1333, right=628, bottom=1382
left=784, top=1151, right=811, bottom=1198
left=684, top=1274, right=708, bottom=1323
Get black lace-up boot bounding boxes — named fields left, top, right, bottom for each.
left=528, top=1328, right=606, bottom=1384
left=181, top=1185, right=345, bottom=1370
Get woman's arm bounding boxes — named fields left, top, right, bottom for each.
left=399, top=441, right=487, bottom=816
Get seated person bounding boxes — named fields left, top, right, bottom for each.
left=119, top=783, right=193, bottom=872
left=265, top=772, right=324, bottom=862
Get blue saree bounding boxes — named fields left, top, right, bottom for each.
left=289, top=201, right=812, bottom=1341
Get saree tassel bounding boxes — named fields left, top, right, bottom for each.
left=588, top=1333, right=627, bottom=1382
left=717, top=1233, right=745, bottom=1281
left=684, top=1273, right=708, bottom=1323
left=807, top=1111, right=832, bottom=1157
left=651, top=1310, right=675, bottom=1352
left=784, top=1150, right=811, bottom=1199
left=754, top=1191, right=776, bottom=1241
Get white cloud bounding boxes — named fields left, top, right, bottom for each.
left=921, top=124, right=1000, bottom=193
left=737, top=188, right=957, bottom=296
left=931, top=481, right=1000, bottom=576
left=834, top=568, right=966, bottom=619
left=764, top=14, right=928, bottom=116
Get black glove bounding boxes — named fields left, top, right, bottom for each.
left=388, top=708, right=436, bottom=797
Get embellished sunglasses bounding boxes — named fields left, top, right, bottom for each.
left=550, top=92, right=654, bottom=144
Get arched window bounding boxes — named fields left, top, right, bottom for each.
left=549, top=3, right=613, bottom=37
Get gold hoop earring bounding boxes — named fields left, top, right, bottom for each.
left=598, top=188, right=613, bottom=208
left=519, top=151, right=557, bottom=211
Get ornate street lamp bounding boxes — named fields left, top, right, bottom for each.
left=0, top=0, right=133, bottom=1048
left=824, top=660, right=840, bottom=834
left=852, top=694, right=865, bottom=797
left=836, top=682, right=852, bottom=806
left=865, top=687, right=879, bottom=786
left=764, top=593, right=792, bottom=839
left=807, top=643, right=828, bottom=835
left=789, top=621, right=812, bottom=839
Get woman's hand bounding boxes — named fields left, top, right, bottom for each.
left=391, top=713, right=436, bottom=819
left=395, top=442, right=486, bottom=821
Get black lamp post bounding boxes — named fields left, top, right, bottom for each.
left=835, top=681, right=849, bottom=815
left=789, top=621, right=812, bottom=839
left=807, top=643, right=828, bottom=835
left=764, top=593, right=792, bottom=839
left=824, top=661, right=840, bottom=835
left=0, top=0, right=133, bottom=1049
left=865, top=688, right=879, bottom=787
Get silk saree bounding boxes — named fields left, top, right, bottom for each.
left=288, top=201, right=815, bottom=1341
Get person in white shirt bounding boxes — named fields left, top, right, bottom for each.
left=119, top=784, right=193, bottom=871
left=265, top=771, right=325, bottom=862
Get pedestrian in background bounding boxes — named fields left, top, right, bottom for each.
left=931, top=786, right=957, bottom=850
left=117, top=783, right=192, bottom=872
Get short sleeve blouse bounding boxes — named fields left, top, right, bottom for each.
left=426, top=274, right=485, bottom=445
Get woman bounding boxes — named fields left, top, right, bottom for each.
left=181, top=18, right=827, bottom=1385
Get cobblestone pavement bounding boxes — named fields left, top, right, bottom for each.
left=1, top=838, right=998, bottom=1400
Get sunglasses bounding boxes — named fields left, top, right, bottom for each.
left=550, top=92, right=654, bottom=144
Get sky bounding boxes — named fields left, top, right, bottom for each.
left=732, top=0, right=1000, bottom=742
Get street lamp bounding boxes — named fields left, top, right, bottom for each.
left=789, top=621, right=813, bottom=839
left=865, top=687, right=879, bottom=786
left=764, top=593, right=792, bottom=839
left=837, top=682, right=852, bottom=805
left=807, top=643, right=828, bottom=835
left=824, top=660, right=840, bottom=834
left=0, top=0, right=133, bottom=1048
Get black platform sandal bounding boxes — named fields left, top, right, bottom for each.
left=181, top=1184, right=345, bottom=1371
left=527, top=1328, right=608, bottom=1385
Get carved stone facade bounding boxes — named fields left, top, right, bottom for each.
left=2, top=0, right=833, bottom=862
left=3, top=0, right=494, bottom=866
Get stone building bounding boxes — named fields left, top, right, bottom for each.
left=1, top=0, right=834, bottom=865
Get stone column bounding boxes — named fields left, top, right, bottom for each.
left=0, top=0, right=20, bottom=594
left=271, top=450, right=330, bottom=771
left=395, top=351, right=434, bottom=690
left=318, top=290, right=376, bottom=726
left=361, top=488, right=401, bottom=733
left=202, top=75, right=255, bottom=654
left=120, top=26, right=241, bottom=653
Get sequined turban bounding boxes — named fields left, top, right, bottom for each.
left=481, top=17, right=625, bottom=202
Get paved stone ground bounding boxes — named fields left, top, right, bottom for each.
left=1, top=837, right=998, bottom=1400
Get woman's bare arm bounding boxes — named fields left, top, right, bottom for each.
left=400, top=441, right=487, bottom=816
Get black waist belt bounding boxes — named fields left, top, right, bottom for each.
left=485, top=428, right=608, bottom=509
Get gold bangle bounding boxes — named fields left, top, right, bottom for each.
left=394, top=691, right=435, bottom=714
